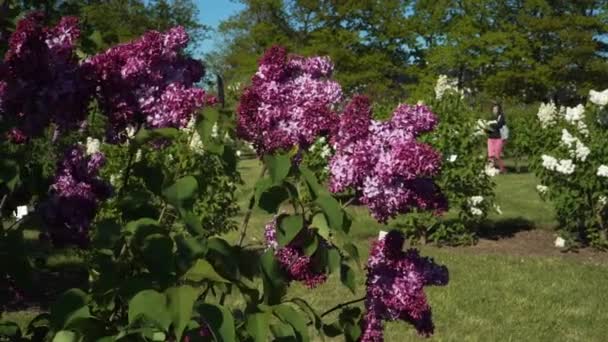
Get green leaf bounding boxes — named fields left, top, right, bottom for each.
left=197, top=108, right=224, bottom=154
left=93, top=219, right=121, bottom=249
left=302, top=234, right=319, bottom=257
left=141, top=234, right=175, bottom=276
left=340, top=264, right=356, bottom=294
left=88, top=30, right=104, bottom=49
left=327, top=249, right=341, bottom=274
left=264, top=153, right=291, bottom=185
left=132, top=128, right=180, bottom=150
left=289, top=298, right=323, bottom=330
left=343, top=322, right=361, bottom=342
left=125, top=218, right=162, bottom=246
left=299, top=166, right=322, bottom=198
left=274, top=304, right=309, bottom=342
left=0, top=321, right=21, bottom=337
left=322, top=322, right=342, bottom=337
left=260, top=250, right=287, bottom=305
left=52, top=330, right=79, bottom=342
left=180, top=210, right=205, bottom=236
left=0, top=159, right=20, bottom=191
left=343, top=243, right=360, bottom=266
left=245, top=313, right=270, bottom=342
left=270, top=322, right=296, bottom=340
left=162, top=176, right=198, bottom=211
left=182, top=259, right=229, bottom=283
left=165, top=286, right=200, bottom=342
left=175, top=234, right=207, bottom=262
left=128, top=290, right=171, bottom=331
left=311, top=213, right=330, bottom=241
left=277, top=214, right=304, bottom=246
left=195, top=303, right=235, bottom=342
left=133, top=161, right=165, bottom=196
left=50, top=289, right=91, bottom=330
left=315, top=195, right=344, bottom=232
left=255, top=178, right=289, bottom=213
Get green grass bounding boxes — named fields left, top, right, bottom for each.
left=5, top=158, right=608, bottom=341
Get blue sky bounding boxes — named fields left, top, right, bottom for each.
left=196, top=0, right=244, bottom=56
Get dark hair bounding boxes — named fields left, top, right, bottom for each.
left=491, top=102, right=504, bottom=116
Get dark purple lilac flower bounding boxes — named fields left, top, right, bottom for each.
left=0, top=13, right=92, bottom=142
left=84, top=26, right=208, bottom=142
left=42, top=145, right=112, bottom=247
left=264, top=218, right=328, bottom=288
left=328, top=96, right=446, bottom=222
left=237, top=46, right=342, bottom=155
left=361, top=231, right=449, bottom=341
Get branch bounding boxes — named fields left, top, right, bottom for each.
left=320, top=296, right=366, bottom=319
left=237, top=164, right=266, bottom=247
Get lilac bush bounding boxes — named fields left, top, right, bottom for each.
left=236, top=46, right=342, bottom=155
left=329, top=95, right=447, bottom=222
left=0, top=13, right=92, bottom=142
left=361, top=230, right=449, bottom=341
left=85, top=26, right=210, bottom=142
left=41, top=146, right=112, bottom=247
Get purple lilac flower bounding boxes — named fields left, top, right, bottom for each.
left=42, top=145, right=112, bottom=247
left=361, top=230, right=449, bottom=341
left=0, top=13, right=92, bottom=142
left=237, top=46, right=342, bottom=155
left=264, top=218, right=328, bottom=288
left=85, top=26, right=209, bottom=142
left=328, top=96, right=446, bottom=222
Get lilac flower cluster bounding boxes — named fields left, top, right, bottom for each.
left=0, top=13, right=92, bottom=142
left=264, top=218, right=328, bottom=288
left=361, top=231, right=449, bottom=341
left=84, top=26, right=209, bottom=142
left=237, top=46, right=342, bottom=155
left=42, top=146, right=112, bottom=247
left=329, top=95, right=447, bottom=222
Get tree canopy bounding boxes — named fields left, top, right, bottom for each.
left=209, top=0, right=608, bottom=104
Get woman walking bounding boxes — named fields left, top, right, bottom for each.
left=487, top=102, right=507, bottom=173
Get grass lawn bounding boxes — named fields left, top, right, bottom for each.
left=4, top=158, right=608, bottom=341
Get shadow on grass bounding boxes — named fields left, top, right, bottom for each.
left=477, top=217, right=535, bottom=240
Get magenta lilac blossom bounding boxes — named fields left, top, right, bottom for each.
left=85, top=26, right=208, bottom=142
left=264, top=217, right=328, bottom=288
left=0, top=13, right=92, bottom=141
left=328, top=96, right=446, bottom=222
left=237, top=46, right=342, bottom=155
left=361, top=230, right=449, bottom=341
left=42, top=145, right=112, bottom=247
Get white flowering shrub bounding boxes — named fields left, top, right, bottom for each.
left=531, top=89, right=608, bottom=248
left=400, top=89, right=496, bottom=245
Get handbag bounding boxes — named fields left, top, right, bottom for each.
left=500, top=125, right=509, bottom=140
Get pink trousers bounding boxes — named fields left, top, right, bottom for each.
left=487, top=138, right=504, bottom=158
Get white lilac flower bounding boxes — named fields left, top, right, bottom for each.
left=85, top=137, right=101, bottom=155
left=320, top=145, right=332, bottom=158
left=536, top=185, right=549, bottom=194
left=236, top=150, right=242, bottom=157
left=494, top=204, right=503, bottom=215
left=554, top=236, right=566, bottom=248
left=597, top=165, right=608, bottom=177
left=537, top=102, right=557, bottom=128
left=13, top=205, right=28, bottom=219
left=589, top=88, right=608, bottom=107
left=110, top=174, right=120, bottom=187
left=434, top=75, right=463, bottom=100
left=468, top=196, right=484, bottom=206
left=416, top=100, right=425, bottom=106
left=564, top=104, right=585, bottom=123
left=555, top=159, right=575, bottom=175
left=541, top=155, right=559, bottom=170
left=211, top=123, right=219, bottom=138
left=560, top=129, right=590, bottom=161
left=189, top=131, right=205, bottom=155
left=484, top=163, right=500, bottom=177
left=183, top=115, right=197, bottom=132
left=470, top=207, right=483, bottom=216
left=126, top=125, right=137, bottom=138
left=447, top=154, right=458, bottom=163
left=378, top=230, right=388, bottom=240
left=135, top=149, right=143, bottom=162
left=599, top=196, right=608, bottom=207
